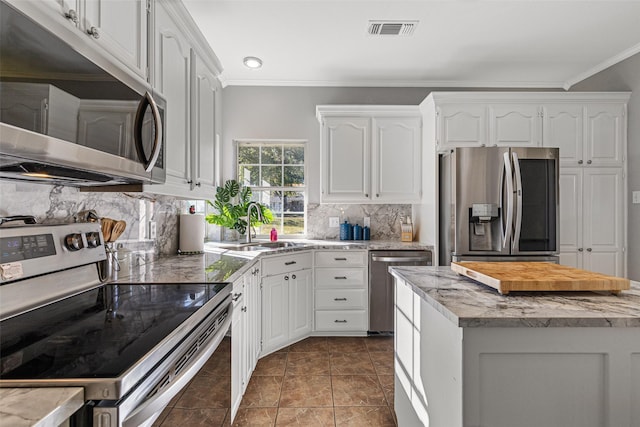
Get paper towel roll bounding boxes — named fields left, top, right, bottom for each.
left=179, top=214, right=205, bottom=253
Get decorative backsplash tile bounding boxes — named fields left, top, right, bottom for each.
left=306, top=203, right=411, bottom=240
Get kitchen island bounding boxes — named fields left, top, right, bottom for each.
left=390, top=266, right=640, bottom=427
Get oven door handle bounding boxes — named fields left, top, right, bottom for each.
left=122, top=309, right=232, bottom=427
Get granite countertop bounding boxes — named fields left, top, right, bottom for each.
left=0, top=387, right=84, bottom=427
left=390, top=266, right=640, bottom=328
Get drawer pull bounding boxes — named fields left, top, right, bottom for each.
left=334, top=297, right=347, bottom=301
left=334, top=319, right=348, bottom=323
left=284, top=261, right=297, bottom=265
left=334, top=257, right=347, bottom=261
left=334, top=276, right=347, bottom=280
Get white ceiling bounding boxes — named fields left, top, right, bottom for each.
left=182, top=0, right=640, bottom=89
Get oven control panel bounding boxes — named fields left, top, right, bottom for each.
left=0, top=222, right=106, bottom=283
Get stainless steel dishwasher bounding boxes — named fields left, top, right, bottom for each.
left=368, top=249, right=432, bottom=333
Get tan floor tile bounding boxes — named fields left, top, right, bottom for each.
left=330, top=352, right=376, bottom=375
left=159, top=408, right=228, bottom=426
left=274, top=345, right=290, bottom=353
left=217, top=336, right=232, bottom=353
left=370, top=351, right=394, bottom=376
left=279, top=375, right=333, bottom=408
left=151, top=405, right=173, bottom=426
left=175, top=375, right=230, bottom=409
left=334, top=406, right=395, bottom=426
left=289, top=337, right=328, bottom=352
left=332, top=375, right=387, bottom=407
left=231, top=407, right=278, bottom=426
left=200, top=347, right=231, bottom=377
left=275, top=408, right=335, bottom=426
left=239, top=376, right=283, bottom=408
left=377, top=375, right=395, bottom=408
left=327, top=337, right=368, bottom=353
left=254, top=352, right=288, bottom=376
left=285, top=351, right=330, bottom=375
left=365, top=337, right=394, bottom=352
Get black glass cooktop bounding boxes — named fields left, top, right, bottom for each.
left=0, top=283, right=229, bottom=379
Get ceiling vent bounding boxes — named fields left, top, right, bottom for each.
left=367, top=20, right=418, bottom=36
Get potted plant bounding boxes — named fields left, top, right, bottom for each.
left=206, top=179, right=273, bottom=239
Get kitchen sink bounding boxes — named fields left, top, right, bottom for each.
left=209, top=241, right=306, bottom=252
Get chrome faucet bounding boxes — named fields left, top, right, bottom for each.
left=246, top=202, right=264, bottom=243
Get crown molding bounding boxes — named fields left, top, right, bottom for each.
left=563, top=42, right=640, bottom=90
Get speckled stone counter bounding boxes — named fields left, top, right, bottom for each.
left=390, top=266, right=640, bottom=327
left=0, top=387, right=83, bottom=427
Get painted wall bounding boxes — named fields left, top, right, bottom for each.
left=570, top=52, right=640, bottom=280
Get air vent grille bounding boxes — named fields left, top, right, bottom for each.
left=368, top=20, right=418, bottom=36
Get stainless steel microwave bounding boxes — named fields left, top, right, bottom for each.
left=0, top=0, right=165, bottom=187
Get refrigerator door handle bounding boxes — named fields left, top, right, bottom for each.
left=502, top=152, right=514, bottom=249
left=512, top=152, right=523, bottom=252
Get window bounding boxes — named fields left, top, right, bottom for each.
left=236, top=140, right=306, bottom=236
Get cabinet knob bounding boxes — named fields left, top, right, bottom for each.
left=195, top=182, right=201, bottom=187
left=284, top=275, right=289, bottom=280
left=376, top=194, right=379, bottom=198
left=87, top=26, right=100, bottom=39
left=187, top=180, right=193, bottom=184
left=232, top=293, right=242, bottom=301
left=292, top=274, right=296, bottom=280
left=65, top=9, right=78, bottom=23
left=241, top=306, right=247, bottom=312
left=587, top=248, right=592, bottom=252
left=586, top=160, right=592, bottom=165
left=578, top=160, right=583, bottom=164
left=578, top=248, right=583, bottom=252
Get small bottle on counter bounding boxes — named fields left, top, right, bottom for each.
left=353, top=223, right=362, bottom=240
left=340, top=221, right=352, bottom=240
left=363, top=226, right=370, bottom=241
left=270, top=227, right=278, bottom=242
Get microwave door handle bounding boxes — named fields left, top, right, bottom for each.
left=502, top=152, right=514, bottom=249
left=134, top=91, right=163, bottom=172
left=512, top=152, right=523, bottom=252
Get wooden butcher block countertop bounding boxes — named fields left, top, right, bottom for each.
left=451, top=261, right=630, bottom=295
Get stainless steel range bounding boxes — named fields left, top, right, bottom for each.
left=0, top=217, right=232, bottom=426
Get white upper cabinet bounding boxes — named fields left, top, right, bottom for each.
left=542, top=104, right=583, bottom=165
left=489, top=104, right=541, bottom=147
left=585, top=104, right=625, bottom=166
left=437, top=104, right=487, bottom=150
left=317, top=106, right=422, bottom=204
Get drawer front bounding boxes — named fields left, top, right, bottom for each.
left=315, top=289, right=367, bottom=309
left=315, top=250, right=367, bottom=267
left=315, top=310, right=367, bottom=331
left=262, top=252, right=312, bottom=276
left=315, top=267, right=366, bottom=288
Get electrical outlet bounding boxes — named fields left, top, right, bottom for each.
left=329, top=217, right=340, bottom=227
left=633, top=191, right=640, bottom=204
left=149, top=221, right=157, bottom=239
left=364, top=217, right=371, bottom=227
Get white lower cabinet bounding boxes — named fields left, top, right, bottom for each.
left=230, top=266, right=261, bottom=422
left=261, top=253, right=313, bottom=354
left=314, top=250, right=368, bottom=334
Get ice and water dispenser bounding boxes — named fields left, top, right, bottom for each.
left=468, top=203, right=500, bottom=251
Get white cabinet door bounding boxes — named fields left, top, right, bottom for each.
left=262, top=274, right=289, bottom=354
left=542, top=104, right=584, bottom=166
left=230, top=278, right=245, bottom=420
left=321, top=117, right=371, bottom=202
left=558, top=169, right=583, bottom=269
left=585, top=104, right=625, bottom=166
left=436, top=104, right=487, bottom=151
left=190, top=50, right=218, bottom=194
left=489, top=105, right=541, bottom=147
left=154, top=4, right=191, bottom=188
left=83, top=0, right=147, bottom=78
left=372, top=117, right=422, bottom=203
left=288, top=269, right=312, bottom=340
left=582, top=168, right=624, bottom=276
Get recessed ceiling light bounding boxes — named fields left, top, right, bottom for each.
left=243, top=56, right=263, bottom=69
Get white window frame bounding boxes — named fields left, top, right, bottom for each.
left=235, top=139, right=307, bottom=238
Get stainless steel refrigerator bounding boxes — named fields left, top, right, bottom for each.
left=439, top=147, right=559, bottom=265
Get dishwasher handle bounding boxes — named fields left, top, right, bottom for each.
left=370, top=255, right=431, bottom=263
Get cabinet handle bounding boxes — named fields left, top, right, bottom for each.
left=284, top=275, right=289, bottom=280
left=334, top=319, right=348, bottom=323
left=334, top=276, right=347, bottom=280
left=578, top=248, right=583, bottom=252
left=241, top=306, right=247, bottom=312
left=65, top=9, right=78, bottom=23
left=586, top=160, right=592, bottom=165
left=587, top=248, right=592, bottom=252
left=292, top=274, right=296, bottom=279
left=481, top=144, right=486, bottom=147
left=187, top=180, right=193, bottom=184
left=195, top=182, right=201, bottom=187
left=87, top=26, right=100, bottom=39
left=334, top=297, right=347, bottom=301
left=284, top=261, right=297, bottom=266
left=232, top=293, right=242, bottom=301
left=334, top=257, right=347, bottom=261
left=578, top=160, right=583, bottom=164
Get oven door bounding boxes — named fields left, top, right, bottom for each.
left=93, top=298, right=232, bottom=427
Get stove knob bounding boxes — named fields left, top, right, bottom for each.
left=86, top=232, right=101, bottom=248
left=65, top=233, right=84, bottom=251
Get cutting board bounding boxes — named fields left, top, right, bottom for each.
left=451, top=262, right=630, bottom=295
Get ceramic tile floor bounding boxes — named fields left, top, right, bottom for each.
left=154, top=336, right=396, bottom=426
